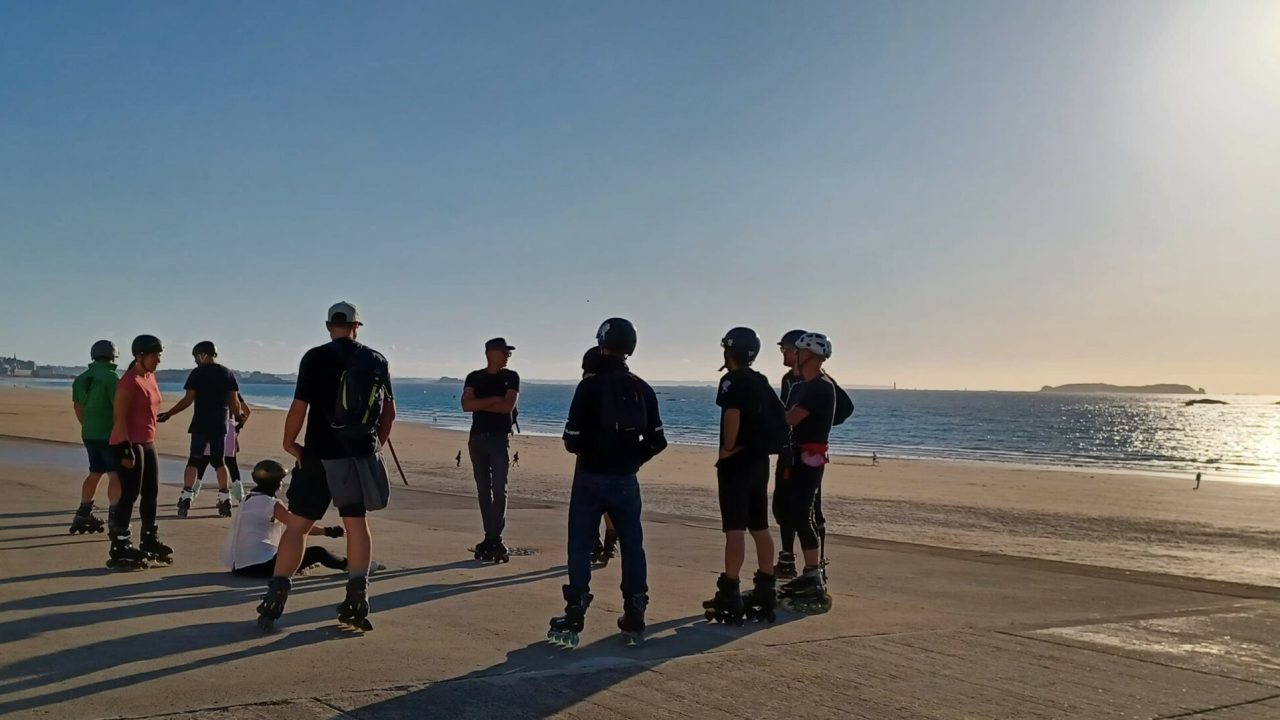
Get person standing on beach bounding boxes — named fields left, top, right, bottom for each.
left=547, top=319, right=666, bottom=647
left=702, top=328, right=780, bottom=624
left=772, top=329, right=853, bottom=579
left=69, top=340, right=121, bottom=535
left=461, top=338, right=520, bottom=562
left=106, top=335, right=172, bottom=569
left=160, top=342, right=244, bottom=519
left=455, top=450, right=462, bottom=468
left=580, top=345, right=617, bottom=565
left=775, top=332, right=836, bottom=613
left=771, top=329, right=806, bottom=578
left=513, top=452, right=520, bottom=468
left=1195, top=472, right=1202, bottom=490
left=256, top=301, right=396, bottom=632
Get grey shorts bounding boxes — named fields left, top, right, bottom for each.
left=321, top=453, right=390, bottom=514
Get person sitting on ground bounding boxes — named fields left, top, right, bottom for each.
left=224, top=459, right=348, bottom=578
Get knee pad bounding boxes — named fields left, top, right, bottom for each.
left=208, top=457, right=226, bottom=469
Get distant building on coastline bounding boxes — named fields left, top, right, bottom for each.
left=0, top=356, right=37, bottom=377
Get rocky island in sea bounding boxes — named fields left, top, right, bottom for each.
left=1039, top=383, right=1205, bottom=394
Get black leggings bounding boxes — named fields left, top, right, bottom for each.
left=233, top=547, right=347, bottom=578
left=116, top=443, right=159, bottom=530
left=774, top=462, right=824, bottom=554
left=774, top=461, right=828, bottom=555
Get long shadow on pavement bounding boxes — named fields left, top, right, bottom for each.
left=341, top=611, right=793, bottom=719
left=0, top=561, right=490, bottom=644
left=0, top=564, right=567, bottom=715
left=0, top=510, right=72, bottom=520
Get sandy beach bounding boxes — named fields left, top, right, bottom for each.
left=1, top=385, right=1277, bottom=587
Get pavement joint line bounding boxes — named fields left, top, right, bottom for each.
left=994, top=629, right=1280, bottom=690
left=312, top=697, right=361, bottom=719
left=1152, top=692, right=1280, bottom=719
left=998, top=600, right=1275, bottom=634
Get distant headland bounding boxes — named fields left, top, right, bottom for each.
left=1039, top=383, right=1205, bottom=395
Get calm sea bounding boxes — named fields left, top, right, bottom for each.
left=9, top=378, right=1278, bottom=482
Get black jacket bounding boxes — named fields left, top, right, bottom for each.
left=563, top=355, right=667, bottom=475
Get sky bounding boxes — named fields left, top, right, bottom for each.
left=2, top=1, right=1278, bottom=392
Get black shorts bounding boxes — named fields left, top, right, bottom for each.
left=286, top=453, right=367, bottom=521
left=716, top=452, right=770, bottom=532
left=189, top=433, right=227, bottom=464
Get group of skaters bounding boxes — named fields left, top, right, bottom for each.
left=68, top=300, right=849, bottom=643
left=69, top=302, right=393, bottom=632
left=452, top=318, right=850, bottom=646
left=546, top=322, right=852, bottom=646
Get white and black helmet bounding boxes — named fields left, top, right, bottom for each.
left=794, top=332, right=833, bottom=359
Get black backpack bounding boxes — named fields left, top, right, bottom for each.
left=748, top=371, right=790, bottom=455
left=600, top=372, right=649, bottom=443
left=331, top=343, right=390, bottom=443
left=828, top=374, right=854, bottom=426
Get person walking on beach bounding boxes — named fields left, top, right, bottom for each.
left=106, top=335, right=172, bottom=569
left=512, top=452, right=520, bottom=468
left=69, top=340, right=122, bottom=535
left=256, top=301, right=396, bottom=632
left=702, top=328, right=780, bottom=624
left=461, top=338, right=520, bottom=562
left=547, top=319, right=667, bottom=647
left=455, top=450, right=462, bottom=468
left=160, top=342, right=244, bottom=519
left=771, top=329, right=806, bottom=578
left=1195, top=472, right=1202, bottom=490
left=872, top=452, right=878, bottom=466
left=775, top=333, right=837, bottom=613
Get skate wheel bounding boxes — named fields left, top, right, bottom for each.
left=257, top=615, right=276, bottom=632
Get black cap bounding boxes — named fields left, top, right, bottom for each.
left=485, top=338, right=515, bottom=352
left=778, top=329, right=807, bottom=347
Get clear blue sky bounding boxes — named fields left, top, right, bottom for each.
left=2, top=1, right=1278, bottom=392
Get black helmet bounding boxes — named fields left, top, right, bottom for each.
left=596, top=318, right=637, bottom=356
left=721, top=327, right=761, bottom=365
left=581, top=346, right=602, bottom=375
left=130, top=334, right=163, bottom=357
left=251, top=459, right=288, bottom=493
left=778, top=329, right=807, bottom=348
left=90, top=340, right=118, bottom=361
left=192, top=340, right=217, bottom=358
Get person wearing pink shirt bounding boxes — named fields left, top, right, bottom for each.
left=106, top=334, right=172, bottom=570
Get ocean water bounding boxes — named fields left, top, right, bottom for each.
left=10, top=378, right=1278, bottom=482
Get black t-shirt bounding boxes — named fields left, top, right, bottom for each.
left=465, top=369, right=520, bottom=435
left=780, top=372, right=801, bottom=406
left=294, top=338, right=382, bottom=459
left=788, top=375, right=836, bottom=445
left=717, top=368, right=768, bottom=456
left=184, top=363, right=239, bottom=436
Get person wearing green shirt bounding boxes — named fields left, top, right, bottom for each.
left=69, top=340, right=122, bottom=534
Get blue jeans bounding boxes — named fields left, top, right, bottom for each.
left=567, top=471, right=647, bottom=601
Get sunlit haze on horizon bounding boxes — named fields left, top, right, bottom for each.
left=2, top=1, right=1278, bottom=392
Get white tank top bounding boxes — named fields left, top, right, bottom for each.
left=224, top=493, right=283, bottom=570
